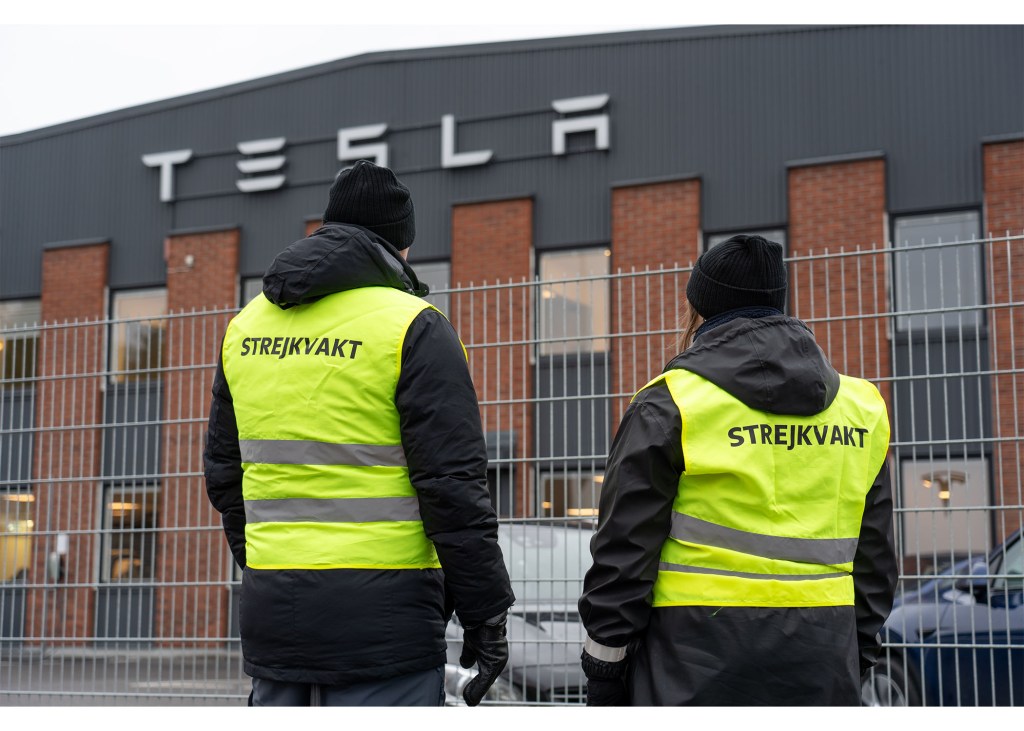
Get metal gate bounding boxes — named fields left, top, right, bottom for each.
left=1, top=234, right=1021, bottom=705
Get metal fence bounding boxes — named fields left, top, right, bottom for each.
left=1, top=234, right=1022, bottom=706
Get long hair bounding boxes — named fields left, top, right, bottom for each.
left=677, top=300, right=703, bottom=353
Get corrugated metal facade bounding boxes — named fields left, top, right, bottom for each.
left=1, top=24, right=1022, bottom=299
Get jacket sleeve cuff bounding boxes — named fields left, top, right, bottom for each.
left=584, top=635, right=627, bottom=663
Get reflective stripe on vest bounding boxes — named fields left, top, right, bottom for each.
left=670, top=513, right=859, bottom=566
left=245, top=496, right=422, bottom=523
left=222, top=286, right=444, bottom=571
left=239, top=439, right=407, bottom=467
left=647, top=367, right=890, bottom=608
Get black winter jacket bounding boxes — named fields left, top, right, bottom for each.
left=578, top=312, right=898, bottom=705
left=204, top=223, right=514, bottom=685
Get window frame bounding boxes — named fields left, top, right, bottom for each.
left=109, top=288, right=168, bottom=384
left=704, top=227, right=787, bottom=255
left=100, top=483, right=159, bottom=584
left=536, top=246, right=611, bottom=357
left=240, top=276, right=263, bottom=307
left=890, top=209, right=985, bottom=336
left=538, top=469, right=604, bottom=519
left=411, top=259, right=452, bottom=317
left=0, top=299, right=42, bottom=390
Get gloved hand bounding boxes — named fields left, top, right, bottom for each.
left=581, top=648, right=628, bottom=706
left=459, top=611, right=509, bottom=706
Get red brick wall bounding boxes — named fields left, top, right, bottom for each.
left=983, top=139, right=1024, bottom=539
left=451, top=199, right=533, bottom=516
left=155, top=228, right=239, bottom=646
left=610, top=178, right=701, bottom=424
left=788, top=158, right=892, bottom=407
left=28, top=242, right=109, bottom=645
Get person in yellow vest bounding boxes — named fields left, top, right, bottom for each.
left=578, top=234, right=898, bottom=705
left=204, top=161, right=514, bottom=706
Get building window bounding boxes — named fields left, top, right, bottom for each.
left=0, top=300, right=41, bottom=389
left=540, top=471, right=603, bottom=519
left=898, top=457, right=990, bottom=570
left=706, top=229, right=786, bottom=252
left=0, top=491, right=35, bottom=583
left=241, top=277, right=263, bottom=306
left=101, top=485, right=158, bottom=583
left=539, top=248, right=610, bottom=356
left=893, top=212, right=982, bottom=332
left=110, top=289, right=167, bottom=383
left=415, top=261, right=451, bottom=316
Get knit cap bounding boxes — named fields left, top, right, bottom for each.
left=686, top=234, right=787, bottom=318
left=322, top=160, right=415, bottom=248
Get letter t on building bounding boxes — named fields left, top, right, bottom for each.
left=142, top=149, right=193, bottom=203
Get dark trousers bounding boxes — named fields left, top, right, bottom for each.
left=249, top=665, right=445, bottom=706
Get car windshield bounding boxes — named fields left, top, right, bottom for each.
left=992, top=533, right=1023, bottom=591
left=497, top=520, right=595, bottom=605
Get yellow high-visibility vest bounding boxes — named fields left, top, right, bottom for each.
left=647, top=368, right=890, bottom=607
left=221, top=286, right=442, bottom=571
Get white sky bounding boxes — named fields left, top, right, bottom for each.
left=1, top=2, right=1021, bottom=138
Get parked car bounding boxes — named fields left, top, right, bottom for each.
left=861, top=529, right=1024, bottom=706
left=445, top=519, right=595, bottom=705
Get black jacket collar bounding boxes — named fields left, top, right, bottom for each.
left=262, top=222, right=428, bottom=309
left=666, top=315, right=841, bottom=416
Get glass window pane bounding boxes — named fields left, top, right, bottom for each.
left=102, top=485, right=157, bottom=583
left=992, top=535, right=1022, bottom=592
left=540, top=472, right=603, bottom=519
left=899, top=457, right=990, bottom=573
left=539, top=249, right=610, bottom=356
left=111, top=289, right=167, bottom=383
left=415, top=261, right=451, bottom=316
left=241, top=277, right=263, bottom=306
left=707, top=229, right=786, bottom=252
left=0, top=491, right=35, bottom=583
left=0, top=300, right=41, bottom=388
left=894, top=212, right=981, bottom=331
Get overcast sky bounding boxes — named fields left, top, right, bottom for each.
left=1, top=3, right=1019, bottom=138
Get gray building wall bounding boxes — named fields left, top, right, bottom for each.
left=1, top=24, right=1022, bottom=299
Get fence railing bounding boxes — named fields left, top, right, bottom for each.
left=1, top=234, right=1022, bottom=706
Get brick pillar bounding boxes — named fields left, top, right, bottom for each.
left=610, top=178, right=701, bottom=426
left=451, top=199, right=533, bottom=516
left=983, top=138, right=1024, bottom=540
left=29, top=241, right=109, bottom=646
left=787, top=156, right=892, bottom=407
left=155, top=228, right=239, bottom=647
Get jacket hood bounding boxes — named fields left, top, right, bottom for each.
left=666, top=315, right=840, bottom=416
left=262, top=222, right=428, bottom=308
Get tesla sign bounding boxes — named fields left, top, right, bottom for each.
left=142, top=95, right=610, bottom=203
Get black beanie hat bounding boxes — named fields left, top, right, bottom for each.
left=686, top=234, right=788, bottom=319
left=323, top=160, right=416, bottom=249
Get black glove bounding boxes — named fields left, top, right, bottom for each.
left=581, top=648, right=628, bottom=706
left=459, top=611, right=509, bottom=706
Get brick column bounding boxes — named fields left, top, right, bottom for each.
left=787, top=156, right=892, bottom=408
left=451, top=199, right=533, bottom=516
left=983, top=138, right=1024, bottom=540
left=610, top=177, right=701, bottom=426
left=29, top=241, right=109, bottom=646
left=155, top=227, right=239, bottom=647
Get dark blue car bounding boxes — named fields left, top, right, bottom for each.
left=861, top=529, right=1024, bottom=706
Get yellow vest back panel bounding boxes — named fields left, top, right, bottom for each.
left=222, top=286, right=441, bottom=570
left=649, top=368, right=890, bottom=607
